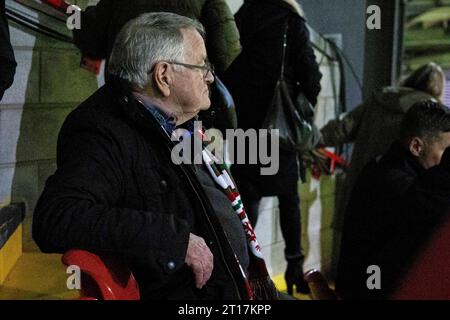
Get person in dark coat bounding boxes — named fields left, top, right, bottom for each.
left=387, top=140, right=450, bottom=299
left=319, top=63, right=446, bottom=233
left=72, top=0, right=241, bottom=73
left=33, top=12, right=253, bottom=300
left=0, top=0, right=16, bottom=101
left=393, top=178, right=450, bottom=300
left=336, top=101, right=450, bottom=299
left=221, top=0, right=322, bottom=295
left=401, top=146, right=450, bottom=232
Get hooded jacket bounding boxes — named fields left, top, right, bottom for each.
left=321, top=87, right=436, bottom=176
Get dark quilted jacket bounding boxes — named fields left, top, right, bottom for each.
left=32, top=79, right=250, bottom=300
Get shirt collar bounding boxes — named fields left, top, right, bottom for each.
left=132, top=92, right=177, bottom=135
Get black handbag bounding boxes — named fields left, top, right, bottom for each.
left=262, top=21, right=318, bottom=154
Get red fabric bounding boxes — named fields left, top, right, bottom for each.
left=394, top=217, right=450, bottom=300
left=311, top=148, right=349, bottom=180
left=62, top=249, right=140, bottom=300
left=41, top=0, right=70, bottom=11
left=80, top=55, right=102, bottom=75
left=319, top=148, right=348, bottom=174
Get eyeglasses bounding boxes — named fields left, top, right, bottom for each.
left=162, top=60, right=214, bottom=79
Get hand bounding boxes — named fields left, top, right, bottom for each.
left=311, top=149, right=331, bottom=175
left=311, top=148, right=329, bottom=160
left=185, top=233, right=214, bottom=289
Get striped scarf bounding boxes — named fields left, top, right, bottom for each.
left=202, top=145, right=278, bottom=300
left=142, top=101, right=278, bottom=300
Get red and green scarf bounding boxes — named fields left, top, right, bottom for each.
left=202, top=146, right=278, bottom=300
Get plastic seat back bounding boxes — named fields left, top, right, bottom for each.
left=61, top=249, right=140, bottom=300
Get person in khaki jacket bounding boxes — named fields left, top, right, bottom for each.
left=319, top=62, right=446, bottom=236
left=72, top=0, right=241, bottom=73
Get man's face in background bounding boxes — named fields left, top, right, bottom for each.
left=419, top=131, right=450, bottom=169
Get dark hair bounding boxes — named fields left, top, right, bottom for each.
left=400, top=62, right=445, bottom=99
left=400, top=100, right=450, bottom=142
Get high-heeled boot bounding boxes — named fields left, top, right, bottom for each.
left=285, top=258, right=310, bottom=295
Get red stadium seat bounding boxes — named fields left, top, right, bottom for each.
left=61, top=249, right=140, bottom=300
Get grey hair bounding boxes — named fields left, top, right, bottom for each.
left=107, top=12, right=205, bottom=89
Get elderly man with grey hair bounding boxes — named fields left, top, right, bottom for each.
left=32, top=12, right=257, bottom=300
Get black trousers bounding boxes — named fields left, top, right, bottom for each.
left=244, top=193, right=303, bottom=260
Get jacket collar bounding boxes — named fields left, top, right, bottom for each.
left=132, top=92, right=177, bottom=136
left=106, top=76, right=173, bottom=141
left=105, top=77, right=201, bottom=145
left=381, top=140, right=427, bottom=177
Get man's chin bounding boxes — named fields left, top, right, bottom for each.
left=200, top=101, right=211, bottom=111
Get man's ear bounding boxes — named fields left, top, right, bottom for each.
left=409, top=137, right=424, bottom=157
left=152, top=62, right=172, bottom=97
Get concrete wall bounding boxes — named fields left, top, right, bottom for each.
left=1, top=0, right=99, bottom=252
left=301, top=0, right=366, bottom=112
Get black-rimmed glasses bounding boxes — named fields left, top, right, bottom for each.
left=162, top=60, right=214, bottom=79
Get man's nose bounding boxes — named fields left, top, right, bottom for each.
left=205, top=70, right=214, bottom=84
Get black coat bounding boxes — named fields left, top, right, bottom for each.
left=336, top=142, right=450, bottom=299
left=381, top=150, right=450, bottom=299
left=0, top=0, right=16, bottom=100
left=403, top=148, right=450, bottom=228
left=390, top=149, right=450, bottom=293
left=221, top=0, right=322, bottom=197
left=32, top=80, right=249, bottom=300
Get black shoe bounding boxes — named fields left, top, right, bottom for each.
left=285, top=259, right=311, bottom=295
